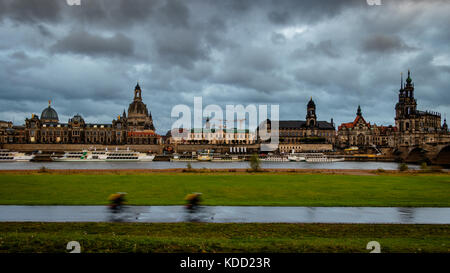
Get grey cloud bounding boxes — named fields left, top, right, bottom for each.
left=9, top=51, right=28, bottom=60
left=0, top=0, right=449, bottom=133
left=267, top=11, right=290, bottom=25
left=1, top=0, right=63, bottom=24
left=266, top=0, right=364, bottom=25
left=362, top=34, right=417, bottom=53
left=154, top=29, right=211, bottom=69
left=157, top=0, right=190, bottom=28
left=271, top=33, right=287, bottom=45
left=293, top=40, right=340, bottom=59
left=51, top=31, right=134, bottom=58
left=37, top=24, right=53, bottom=37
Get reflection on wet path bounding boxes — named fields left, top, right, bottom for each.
left=0, top=206, right=449, bottom=224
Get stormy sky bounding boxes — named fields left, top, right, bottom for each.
left=0, top=0, right=449, bottom=134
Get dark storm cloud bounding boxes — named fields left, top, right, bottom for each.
left=37, top=24, right=53, bottom=37
left=266, top=0, right=364, bottom=25
left=9, top=51, right=28, bottom=60
left=0, top=0, right=449, bottom=133
left=362, top=34, right=416, bottom=53
left=51, top=31, right=134, bottom=58
left=293, top=40, right=341, bottom=59
left=153, top=28, right=210, bottom=69
left=271, top=32, right=286, bottom=45
left=0, top=0, right=63, bottom=23
left=267, top=11, right=290, bottom=25
left=157, top=0, right=190, bottom=28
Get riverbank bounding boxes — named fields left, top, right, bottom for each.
left=0, top=167, right=446, bottom=175
left=0, top=222, right=448, bottom=253
left=0, top=172, right=449, bottom=206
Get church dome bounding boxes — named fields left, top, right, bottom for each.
left=128, top=100, right=149, bottom=115
left=41, top=103, right=59, bottom=123
left=71, top=114, right=84, bottom=123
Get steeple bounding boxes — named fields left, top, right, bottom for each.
left=306, top=97, right=317, bottom=127
left=400, top=72, right=403, bottom=90
left=443, top=115, right=448, bottom=131
left=357, top=105, right=362, bottom=116
left=122, top=109, right=127, bottom=119
left=134, top=82, right=142, bottom=101
left=406, top=69, right=412, bottom=85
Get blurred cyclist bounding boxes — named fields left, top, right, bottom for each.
left=108, top=192, right=127, bottom=213
left=185, top=192, right=202, bottom=212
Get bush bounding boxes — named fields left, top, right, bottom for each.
left=420, top=162, right=428, bottom=171
left=377, top=168, right=385, bottom=173
left=249, top=153, right=261, bottom=172
left=38, top=166, right=49, bottom=173
left=398, top=163, right=408, bottom=172
left=186, top=162, right=192, bottom=170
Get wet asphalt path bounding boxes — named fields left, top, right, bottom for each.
left=0, top=206, right=449, bottom=224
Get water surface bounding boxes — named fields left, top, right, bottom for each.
left=0, top=161, right=419, bottom=170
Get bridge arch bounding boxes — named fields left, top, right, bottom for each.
left=405, top=147, right=430, bottom=164
left=434, top=145, right=450, bottom=166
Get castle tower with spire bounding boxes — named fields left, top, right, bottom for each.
left=395, top=70, right=440, bottom=133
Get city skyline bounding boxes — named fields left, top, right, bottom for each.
left=0, top=70, right=446, bottom=135
left=0, top=0, right=449, bottom=133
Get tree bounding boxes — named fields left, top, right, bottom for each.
left=249, top=153, right=261, bottom=172
left=398, top=163, right=408, bottom=172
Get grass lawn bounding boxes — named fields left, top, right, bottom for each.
left=0, top=222, right=448, bottom=253
left=0, top=173, right=449, bottom=206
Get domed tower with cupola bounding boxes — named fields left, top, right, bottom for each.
left=306, top=97, right=317, bottom=127
left=40, top=100, right=59, bottom=125
left=69, top=114, right=85, bottom=128
left=127, top=83, right=155, bottom=131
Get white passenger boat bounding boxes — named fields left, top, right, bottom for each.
left=105, top=151, right=155, bottom=162
left=304, top=153, right=345, bottom=163
left=211, top=156, right=244, bottom=162
left=260, top=155, right=289, bottom=162
left=197, top=152, right=212, bottom=161
left=288, top=154, right=306, bottom=162
left=0, top=150, right=34, bottom=162
left=51, top=150, right=155, bottom=162
left=170, top=154, right=197, bottom=162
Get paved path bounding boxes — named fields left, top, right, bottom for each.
left=0, top=206, right=449, bottom=224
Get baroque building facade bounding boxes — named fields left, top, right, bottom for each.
left=1, top=71, right=449, bottom=153
left=394, top=70, right=448, bottom=146
left=1, top=84, right=161, bottom=146
left=258, top=98, right=336, bottom=153
left=337, top=105, right=397, bottom=148
left=165, top=128, right=256, bottom=145
left=337, top=70, right=448, bottom=149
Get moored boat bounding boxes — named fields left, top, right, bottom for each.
left=51, top=150, right=155, bottom=162
left=0, top=150, right=34, bottom=162
left=304, top=153, right=345, bottom=163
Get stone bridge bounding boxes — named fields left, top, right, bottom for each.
left=395, top=143, right=450, bottom=166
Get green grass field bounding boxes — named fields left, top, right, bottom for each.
left=0, top=173, right=449, bottom=206
left=0, top=222, right=448, bottom=253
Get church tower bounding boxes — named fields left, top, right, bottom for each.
left=395, top=70, right=418, bottom=132
left=306, top=97, right=317, bottom=127
left=127, top=83, right=155, bottom=131
left=357, top=105, right=362, bottom=117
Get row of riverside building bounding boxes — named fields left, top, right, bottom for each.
left=0, top=70, right=449, bottom=152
